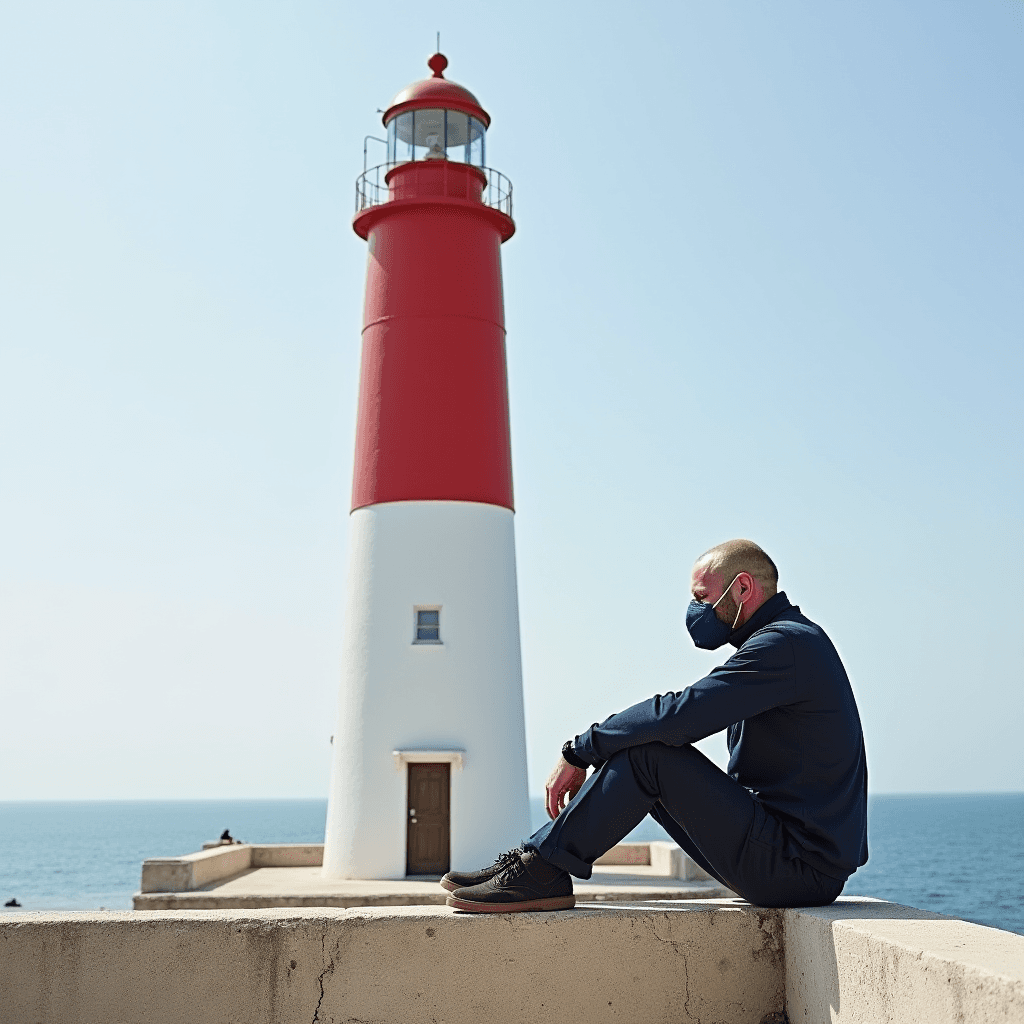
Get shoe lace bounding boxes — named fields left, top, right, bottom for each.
left=493, top=844, right=528, bottom=885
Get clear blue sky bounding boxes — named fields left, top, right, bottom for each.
left=1, top=1, right=1021, bottom=800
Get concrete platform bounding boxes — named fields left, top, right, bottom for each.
left=133, top=838, right=734, bottom=910
left=133, top=863, right=732, bottom=910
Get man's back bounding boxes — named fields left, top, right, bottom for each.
left=724, top=599, right=868, bottom=879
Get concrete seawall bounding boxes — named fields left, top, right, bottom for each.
left=1, top=898, right=1021, bottom=1023
left=0, top=902, right=783, bottom=1024
left=785, top=900, right=1024, bottom=1023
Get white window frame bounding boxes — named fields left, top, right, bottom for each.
left=412, top=605, right=442, bottom=645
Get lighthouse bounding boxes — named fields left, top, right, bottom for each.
left=323, top=54, right=531, bottom=879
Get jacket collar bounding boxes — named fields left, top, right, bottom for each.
left=728, top=591, right=793, bottom=648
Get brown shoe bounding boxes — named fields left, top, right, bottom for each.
left=446, top=848, right=575, bottom=913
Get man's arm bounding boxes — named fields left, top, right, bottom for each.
left=572, top=629, right=797, bottom=766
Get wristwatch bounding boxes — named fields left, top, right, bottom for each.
left=561, top=739, right=589, bottom=770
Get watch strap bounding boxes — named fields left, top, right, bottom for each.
left=561, top=739, right=589, bottom=770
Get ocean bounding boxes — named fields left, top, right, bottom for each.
left=1, top=794, right=1021, bottom=935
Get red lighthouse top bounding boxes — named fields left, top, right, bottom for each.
left=354, top=53, right=512, bottom=239
left=350, top=56, right=516, bottom=514
left=382, top=53, right=491, bottom=128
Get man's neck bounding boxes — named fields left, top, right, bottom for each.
left=729, top=592, right=790, bottom=647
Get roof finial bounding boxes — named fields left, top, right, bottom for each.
left=428, top=52, right=448, bottom=79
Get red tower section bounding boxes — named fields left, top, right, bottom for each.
left=351, top=54, right=516, bottom=512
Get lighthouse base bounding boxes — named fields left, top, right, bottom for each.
left=323, top=500, right=530, bottom=880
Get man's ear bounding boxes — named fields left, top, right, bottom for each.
left=735, top=572, right=755, bottom=601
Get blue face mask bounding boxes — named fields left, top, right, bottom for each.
left=685, top=574, right=744, bottom=650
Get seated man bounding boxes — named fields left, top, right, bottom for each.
left=442, top=539, right=868, bottom=912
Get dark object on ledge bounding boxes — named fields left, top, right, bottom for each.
left=5, top=898, right=21, bottom=907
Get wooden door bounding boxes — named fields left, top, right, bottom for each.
left=406, top=762, right=450, bottom=876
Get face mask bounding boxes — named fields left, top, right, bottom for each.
left=685, top=574, right=744, bottom=650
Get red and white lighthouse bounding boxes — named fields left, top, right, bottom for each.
left=323, top=55, right=530, bottom=879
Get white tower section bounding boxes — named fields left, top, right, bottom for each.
left=323, top=501, right=531, bottom=879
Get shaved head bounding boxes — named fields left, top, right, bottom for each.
left=695, top=539, right=778, bottom=598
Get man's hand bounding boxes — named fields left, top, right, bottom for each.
left=545, top=756, right=587, bottom=820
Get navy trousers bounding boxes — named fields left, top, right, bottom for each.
left=526, top=742, right=846, bottom=908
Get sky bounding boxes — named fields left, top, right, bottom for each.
left=1, top=1, right=1021, bottom=802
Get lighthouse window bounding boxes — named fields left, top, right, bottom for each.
left=388, top=111, right=414, bottom=164
left=468, top=117, right=485, bottom=167
left=414, top=608, right=441, bottom=644
left=387, top=110, right=486, bottom=167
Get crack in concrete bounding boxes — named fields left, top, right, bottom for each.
left=682, top=942, right=693, bottom=1023
left=641, top=915, right=696, bottom=1021
left=311, top=930, right=330, bottom=1024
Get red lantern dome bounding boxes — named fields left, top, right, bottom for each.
left=381, top=53, right=491, bottom=128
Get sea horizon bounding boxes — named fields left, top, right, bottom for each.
left=3, top=789, right=1022, bottom=803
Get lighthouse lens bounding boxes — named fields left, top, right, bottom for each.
left=412, top=109, right=445, bottom=160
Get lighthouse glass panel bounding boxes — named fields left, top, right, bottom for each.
left=387, top=109, right=485, bottom=165
left=415, top=608, right=441, bottom=643
left=444, top=110, right=469, bottom=161
left=468, top=117, right=485, bottom=166
left=388, top=111, right=414, bottom=164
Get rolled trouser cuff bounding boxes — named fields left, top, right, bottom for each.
left=525, top=835, right=593, bottom=880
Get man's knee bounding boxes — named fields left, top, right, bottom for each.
left=625, top=741, right=700, bottom=797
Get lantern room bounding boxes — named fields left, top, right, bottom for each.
left=385, top=54, right=491, bottom=164
left=382, top=52, right=490, bottom=166
left=386, top=108, right=485, bottom=165
left=354, top=52, right=512, bottom=234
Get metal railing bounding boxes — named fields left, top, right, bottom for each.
left=355, top=161, right=513, bottom=220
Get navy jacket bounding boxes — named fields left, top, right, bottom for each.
left=573, top=592, right=868, bottom=879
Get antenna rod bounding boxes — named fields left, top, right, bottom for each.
left=436, top=31, right=440, bottom=52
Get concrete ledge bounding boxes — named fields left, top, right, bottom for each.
left=786, top=898, right=1024, bottom=1023
left=140, top=844, right=253, bottom=892
left=250, top=844, right=324, bottom=868
left=141, top=844, right=325, bottom=892
left=594, top=840, right=650, bottom=865
left=0, top=901, right=783, bottom=1024
left=650, top=840, right=715, bottom=881
left=134, top=889, right=453, bottom=910
left=594, top=841, right=713, bottom=881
